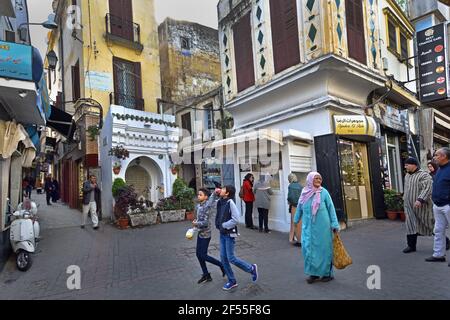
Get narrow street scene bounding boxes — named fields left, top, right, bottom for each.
left=0, top=191, right=449, bottom=300
left=1, top=0, right=450, bottom=302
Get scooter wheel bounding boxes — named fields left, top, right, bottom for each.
left=16, top=250, right=32, bottom=271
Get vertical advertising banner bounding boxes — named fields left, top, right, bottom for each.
left=417, top=23, right=448, bottom=103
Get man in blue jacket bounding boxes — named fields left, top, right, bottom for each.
left=426, top=148, right=450, bottom=264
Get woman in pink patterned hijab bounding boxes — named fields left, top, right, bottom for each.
left=299, top=172, right=323, bottom=220
left=294, top=171, right=340, bottom=284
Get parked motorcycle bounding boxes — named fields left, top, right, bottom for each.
left=7, top=198, right=40, bottom=271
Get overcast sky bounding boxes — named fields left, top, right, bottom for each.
left=28, top=0, right=218, bottom=57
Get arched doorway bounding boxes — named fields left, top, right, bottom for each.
left=124, top=156, right=164, bottom=205
left=125, top=165, right=151, bottom=200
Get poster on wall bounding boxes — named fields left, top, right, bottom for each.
left=417, top=23, right=449, bottom=103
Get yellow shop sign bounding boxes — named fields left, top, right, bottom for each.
left=334, top=115, right=377, bottom=137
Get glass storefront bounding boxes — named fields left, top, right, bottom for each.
left=338, top=139, right=373, bottom=220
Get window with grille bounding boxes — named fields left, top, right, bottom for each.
left=113, top=57, right=143, bottom=110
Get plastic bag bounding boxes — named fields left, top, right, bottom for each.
left=185, top=228, right=198, bottom=240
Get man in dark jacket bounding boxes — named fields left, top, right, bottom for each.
left=427, top=148, right=450, bottom=264
left=81, top=175, right=101, bottom=229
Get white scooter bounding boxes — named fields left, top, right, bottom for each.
left=7, top=198, right=40, bottom=271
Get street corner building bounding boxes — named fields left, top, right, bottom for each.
left=213, top=0, right=437, bottom=232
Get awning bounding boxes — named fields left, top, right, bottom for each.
left=46, top=105, right=75, bottom=140
left=211, top=129, right=285, bottom=148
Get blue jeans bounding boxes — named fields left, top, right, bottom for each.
left=220, top=233, right=252, bottom=282
left=196, top=236, right=223, bottom=275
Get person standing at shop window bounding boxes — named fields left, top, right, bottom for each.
left=253, top=173, right=274, bottom=233
left=288, top=173, right=303, bottom=246
left=241, top=173, right=256, bottom=229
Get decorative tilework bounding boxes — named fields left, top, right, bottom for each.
left=256, top=6, right=262, bottom=21
left=308, top=25, right=317, bottom=42
left=306, top=0, right=315, bottom=12
left=258, top=30, right=264, bottom=45
left=260, top=55, right=266, bottom=69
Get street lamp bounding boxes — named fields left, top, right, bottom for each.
left=18, top=14, right=58, bottom=41
left=46, top=50, right=58, bottom=70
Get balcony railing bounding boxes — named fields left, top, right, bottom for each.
left=110, top=92, right=144, bottom=111
left=105, top=14, right=143, bottom=51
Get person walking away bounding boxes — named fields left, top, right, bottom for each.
left=81, top=175, right=101, bottom=229
left=241, top=174, right=256, bottom=229
left=51, top=178, right=60, bottom=203
left=427, top=148, right=450, bottom=263
left=44, top=175, right=54, bottom=205
left=192, top=188, right=225, bottom=284
left=253, top=173, right=274, bottom=233
left=402, top=157, right=434, bottom=253
left=288, top=173, right=302, bottom=246
left=216, top=185, right=258, bottom=290
left=294, top=172, right=339, bottom=284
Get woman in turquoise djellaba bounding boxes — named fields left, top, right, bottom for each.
left=294, top=172, right=340, bottom=284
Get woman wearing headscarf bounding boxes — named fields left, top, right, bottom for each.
left=253, top=173, right=274, bottom=233
left=294, top=172, right=340, bottom=284
left=287, top=173, right=302, bottom=246
left=427, top=160, right=439, bottom=180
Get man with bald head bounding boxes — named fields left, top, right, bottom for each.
left=426, top=148, right=450, bottom=264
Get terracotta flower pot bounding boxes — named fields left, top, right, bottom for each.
left=113, top=167, right=121, bottom=175
left=117, top=217, right=129, bottom=229
left=386, top=210, right=398, bottom=220
left=185, top=211, right=194, bottom=221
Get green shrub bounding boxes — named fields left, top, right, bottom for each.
left=112, top=178, right=126, bottom=198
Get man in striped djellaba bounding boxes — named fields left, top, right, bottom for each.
left=402, top=157, right=434, bottom=254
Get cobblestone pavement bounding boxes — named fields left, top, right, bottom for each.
left=1, top=192, right=449, bottom=300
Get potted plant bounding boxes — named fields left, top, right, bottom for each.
left=384, top=189, right=401, bottom=220
left=87, top=125, right=100, bottom=142
left=113, top=162, right=122, bottom=175
left=170, top=164, right=180, bottom=175
left=156, top=196, right=184, bottom=222
left=109, top=145, right=130, bottom=160
left=113, top=184, right=141, bottom=229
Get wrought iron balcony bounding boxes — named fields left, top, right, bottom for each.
left=110, top=92, right=144, bottom=111
left=105, top=14, right=143, bottom=52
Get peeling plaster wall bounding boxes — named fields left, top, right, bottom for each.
left=158, top=18, right=221, bottom=103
